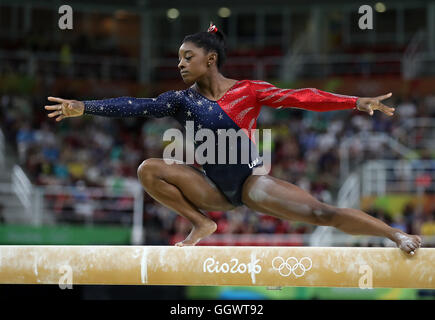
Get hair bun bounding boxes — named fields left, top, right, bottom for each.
left=207, top=22, right=218, bottom=34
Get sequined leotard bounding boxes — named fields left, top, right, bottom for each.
left=84, top=80, right=358, bottom=206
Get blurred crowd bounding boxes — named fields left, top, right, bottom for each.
left=1, top=29, right=138, bottom=82
left=1, top=88, right=434, bottom=244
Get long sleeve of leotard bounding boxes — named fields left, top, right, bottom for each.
left=250, top=80, right=358, bottom=112
left=83, top=90, right=180, bottom=118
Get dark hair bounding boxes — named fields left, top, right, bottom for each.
left=182, top=23, right=227, bottom=70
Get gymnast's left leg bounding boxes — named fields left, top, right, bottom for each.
left=241, top=175, right=422, bottom=255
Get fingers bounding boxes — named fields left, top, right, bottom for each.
left=385, top=107, right=395, bottom=116
left=46, top=97, right=67, bottom=114
left=47, top=110, right=63, bottom=118
left=45, top=104, right=61, bottom=111
left=47, top=111, right=64, bottom=121
left=369, top=99, right=395, bottom=116
left=372, top=103, right=394, bottom=116
left=47, top=96, right=68, bottom=103
left=45, top=97, right=69, bottom=122
left=376, top=92, right=392, bottom=101
left=378, top=103, right=395, bottom=116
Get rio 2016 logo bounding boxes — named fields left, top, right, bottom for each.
left=203, top=255, right=262, bottom=284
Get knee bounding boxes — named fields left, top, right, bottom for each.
left=137, top=158, right=162, bottom=185
left=312, top=203, right=340, bottom=226
left=241, top=176, right=270, bottom=208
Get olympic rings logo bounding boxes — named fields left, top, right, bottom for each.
left=271, top=256, right=313, bottom=278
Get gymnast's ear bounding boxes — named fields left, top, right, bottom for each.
left=207, top=52, right=218, bottom=67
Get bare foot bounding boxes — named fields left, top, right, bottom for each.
left=393, top=232, right=422, bottom=255
left=175, top=220, right=217, bottom=247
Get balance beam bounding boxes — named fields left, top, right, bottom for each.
left=0, top=246, right=433, bottom=288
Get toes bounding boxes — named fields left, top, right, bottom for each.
left=411, top=237, right=422, bottom=249
left=174, top=241, right=196, bottom=247
left=400, top=243, right=414, bottom=254
left=183, top=242, right=195, bottom=246
left=405, top=243, right=418, bottom=255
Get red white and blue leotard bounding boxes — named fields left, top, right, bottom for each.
left=84, top=80, right=358, bottom=206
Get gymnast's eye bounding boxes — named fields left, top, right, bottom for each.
left=178, top=56, right=191, bottom=63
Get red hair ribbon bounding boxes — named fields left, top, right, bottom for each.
left=207, top=23, right=218, bottom=34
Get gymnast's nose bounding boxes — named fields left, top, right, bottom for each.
left=178, top=60, right=185, bottom=70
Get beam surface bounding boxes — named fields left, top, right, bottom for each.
left=0, top=246, right=433, bottom=288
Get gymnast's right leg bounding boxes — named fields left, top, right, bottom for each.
left=137, top=158, right=235, bottom=246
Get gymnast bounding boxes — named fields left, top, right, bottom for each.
left=45, top=23, right=421, bottom=254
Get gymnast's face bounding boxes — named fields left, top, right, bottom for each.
left=178, top=42, right=217, bottom=85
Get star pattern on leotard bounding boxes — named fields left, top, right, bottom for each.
left=83, top=90, right=181, bottom=118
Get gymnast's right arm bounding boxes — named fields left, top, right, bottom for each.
left=44, top=91, right=179, bottom=122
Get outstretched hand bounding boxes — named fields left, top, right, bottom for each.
left=356, top=93, right=395, bottom=116
left=45, top=97, right=85, bottom=122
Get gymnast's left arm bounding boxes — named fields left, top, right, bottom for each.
left=251, top=81, right=395, bottom=116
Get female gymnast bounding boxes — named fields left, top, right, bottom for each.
left=45, top=23, right=421, bottom=254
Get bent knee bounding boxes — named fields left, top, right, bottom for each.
left=312, top=203, right=339, bottom=226
left=137, top=158, right=163, bottom=183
